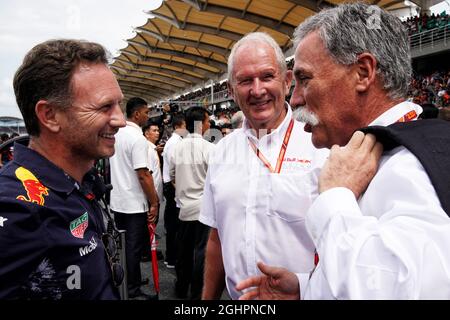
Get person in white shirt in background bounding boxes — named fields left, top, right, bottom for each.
left=143, top=122, right=163, bottom=207
left=110, top=97, right=159, bottom=299
left=141, top=121, right=165, bottom=263
left=162, top=114, right=186, bottom=268
left=199, top=32, right=328, bottom=300
left=236, top=3, right=450, bottom=300
left=169, top=106, right=215, bottom=299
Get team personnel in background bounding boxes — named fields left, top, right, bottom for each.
left=199, top=32, right=328, bottom=300
left=141, top=121, right=165, bottom=263
left=143, top=121, right=163, bottom=210
left=162, top=114, right=186, bottom=269
left=169, top=107, right=214, bottom=299
left=109, top=97, right=159, bottom=299
left=0, top=39, right=125, bottom=299
left=236, top=3, right=450, bottom=300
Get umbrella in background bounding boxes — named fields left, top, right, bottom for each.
left=148, top=223, right=160, bottom=299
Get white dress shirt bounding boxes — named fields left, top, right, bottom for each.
left=199, top=104, right=329, bottom=299
left=110, top=121, right=150, bottom=214
left=169, top=133, right=215, bottom=221
left=147, top=141, right=163, bottom=202
left=301, top=101, right=450, bottom=299
left=162, top=132, right=183, bottom=183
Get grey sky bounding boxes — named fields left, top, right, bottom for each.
left=0, top=0, right=162, bottom=119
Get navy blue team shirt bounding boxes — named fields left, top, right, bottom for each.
left=0, top=143, right=120, bottom=299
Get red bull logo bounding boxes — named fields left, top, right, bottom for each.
left=15, top=167, right=49, bottom=206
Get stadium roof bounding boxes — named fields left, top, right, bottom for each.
left=112, top=0, right=427, bottom=104
left=0, top=116, right=24, bottom=124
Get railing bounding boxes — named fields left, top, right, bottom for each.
left=173, top=89, right=231, bottom=108
left=409, top=24, right=450, bottom=50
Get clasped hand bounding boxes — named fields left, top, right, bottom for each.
left=319, top=131, right=383, bottom=199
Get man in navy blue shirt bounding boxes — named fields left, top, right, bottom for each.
left=0, top=39, right=126, bottom=299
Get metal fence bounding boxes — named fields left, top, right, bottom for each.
left=409, top=24, right=450, bottom=51
left=171, top=89, right=231, bottom=109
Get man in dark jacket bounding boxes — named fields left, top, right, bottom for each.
left=0, top=39, right=126, bottom=299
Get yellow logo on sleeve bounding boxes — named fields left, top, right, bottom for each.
left=15, top=167, right=49, bottom=206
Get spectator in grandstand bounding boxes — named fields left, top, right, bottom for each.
left=199, top=32, right=328, bottom=300
left=0, top=39, right=126, bottom=299
left=236, top=3, right=450, bottom=300
left=169, top=106, right=214, bottom=300
left=109, top=97, right=159, bottom=299
left=0, top=133, right=10, bottom=168
left=162, top=113, right=186, bottom=269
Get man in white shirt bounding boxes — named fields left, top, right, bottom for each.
left=169, top=106, right=214, bottom=299
left=141, top=121, right=165, bottom=262
left=109, top=97, right=159, bottom=299
left=143, top=122, right=163, bottom=204
left=199, top=32, right=328, bottom=300
left=236, top=3, right=450, bottom=300
left=162, top=114, right=186, bottom=268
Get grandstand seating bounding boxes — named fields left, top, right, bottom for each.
left=403, top=12, right=449, bottom=35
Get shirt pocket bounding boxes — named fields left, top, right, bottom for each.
left=267, top=172, right=313, bottom=222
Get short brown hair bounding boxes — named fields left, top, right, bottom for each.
left=13, top=39, right=110, bottom=136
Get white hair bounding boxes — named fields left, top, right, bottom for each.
left=228, top=32, right=287, bottom=83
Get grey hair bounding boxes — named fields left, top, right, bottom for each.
left=293, top=3, right=411, bottom=100
left=231, top=110, right=245, bottom=129
left=227, top=32, right=287, bottom=83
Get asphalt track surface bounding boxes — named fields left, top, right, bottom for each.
left=128, top=200, right=229, bottom=300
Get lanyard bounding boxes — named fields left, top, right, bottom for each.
left=248, top=119, right=294, bottom=174
left=396, top=110, right=417, bottom=122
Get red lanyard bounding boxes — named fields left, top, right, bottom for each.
left=248, top=119, right=294, bottom=174
left=396, top=110, right=417, bottom=122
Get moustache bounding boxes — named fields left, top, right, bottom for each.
left=293, top=107, right=320, bottom=126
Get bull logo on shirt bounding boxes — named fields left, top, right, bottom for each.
left=15, top=167, right=49, bottom=206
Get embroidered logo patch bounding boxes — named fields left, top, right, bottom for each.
left=70, top=212, right=88, bottom=239
left=15, top=167, right=49, bottom=206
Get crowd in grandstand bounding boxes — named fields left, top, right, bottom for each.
left=403, top=11, right=450, bottom=34
left=173, top=81, right=228, bottom=103
left=0, top=132, right=19, bottom=168
left=408, top=69, right=450, bottom=107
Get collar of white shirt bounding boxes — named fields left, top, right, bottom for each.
left=368, top=101, right=423, bottom=126
left=186, top=133, right=203, bottom=139
left=172, top=132, right=182, bottom=139
left=126, top=121, right=142, bottom=132
left=242, top=102, right=293, bottom=145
